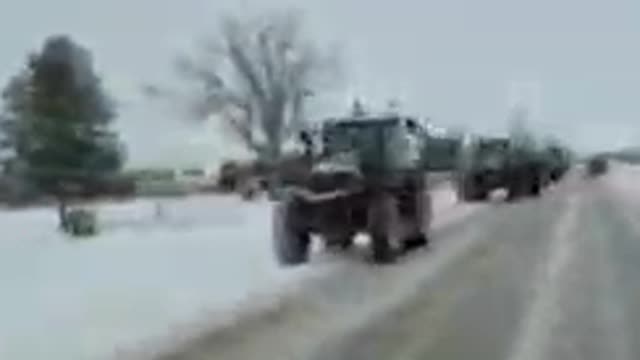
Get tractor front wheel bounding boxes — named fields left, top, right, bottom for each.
left=368, top=194, right=398, bottom=264
left=272, top=199, right=311, bottom=266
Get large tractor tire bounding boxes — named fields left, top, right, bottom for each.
left=457, top=177, right=472, bottom=201
left=368, top=194, right=399, bottom=264
left=457, top=175, right=484, bottom=202
left=528, top=172, right=542, bottom=197
left=507, top=168, right=527, bottom=201
left=272, top=199, right=311, bottom=266
left=403, top=190, right=432, bottom=252
left=527, top=166, right=546, bottom=197
left=473, top=187, right=489, bottom=201
left=530, top=180, right=541, bottom=197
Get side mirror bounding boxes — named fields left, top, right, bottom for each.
left=298, top=130, right=311, bottom=145
left=298, top=130, right=313, bottom=156
left=405, top=119, right=419, bottom=134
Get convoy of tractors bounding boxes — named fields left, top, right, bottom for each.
left=270, top=103, right=577, bottom=266
left=455, top=136, right=571, bottom=201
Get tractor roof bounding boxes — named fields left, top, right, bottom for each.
left=476, top=136, right=510, bottom=145
left=324, top=115, right=410, bottom=128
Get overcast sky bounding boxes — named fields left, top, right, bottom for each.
left=1, top=0, right=639, bottom=167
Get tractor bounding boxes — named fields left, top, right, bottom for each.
left=586, top=155, right=609, bottom=177
left=455, top=136, right=550, bottom=201
left=271, top=114, right=433, bottom=265
left=422, top=133, right=462, bottom=172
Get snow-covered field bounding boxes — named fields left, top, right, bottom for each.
left=0, top=195, right=317, bottom=360
left=0, top=185, right=460, bottom=360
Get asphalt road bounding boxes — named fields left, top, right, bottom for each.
left=143, top=166, right=640, bottom=360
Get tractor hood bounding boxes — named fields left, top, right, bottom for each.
left=305, top=151, right=363, bottom=194
left=311, top=151, right=362, bottom=177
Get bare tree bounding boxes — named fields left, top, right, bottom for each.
left=147, top=9, right=341, bottom=164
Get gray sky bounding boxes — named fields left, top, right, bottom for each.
left=1, top=0, right=639, bottom=167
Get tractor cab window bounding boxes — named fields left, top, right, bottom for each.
left=477, top=139, right=509, bottom=154
left=319, top=120, right=395, bottom=173
left=405, top=118, right=419, bottom=134
left=318, top=117, right=422, bottom=171
left=321, top=123, right=388, bottom=156
left=388, top=119, right=423, bottom=169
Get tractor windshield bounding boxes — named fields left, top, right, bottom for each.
left=322, top=123, right=388, bottom=156
left=477, top=139, right=509, bottom=153
left=470, top=139, right=511, bottom=169
left=320, top=117, right=421, bottom=172
left=321, top=118, right=400, bottom=157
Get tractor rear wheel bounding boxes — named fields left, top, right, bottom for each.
left=457, top=175, right=482, bottom=202
left=507, top=169, right=526, bottom=201
left=368, top=194, right=398, bottom=264
left=272, top=199, right=311, bottom=266
left=403, top=190, right=432, bottom=252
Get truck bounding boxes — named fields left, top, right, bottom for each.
left=271, top=113, right=433, bottom=265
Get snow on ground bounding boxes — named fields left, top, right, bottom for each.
left=0, top=194, right=320, bottom=360
left=0, top=184, right=461, bottom=360
left=589, top=163, right=639, bottom=204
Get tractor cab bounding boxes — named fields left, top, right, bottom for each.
left=299, top=115, right=424, bottom=177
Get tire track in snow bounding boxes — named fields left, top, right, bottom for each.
left=303, top=183, right=571, bottom=360
left=506, top=193, right=581, bottom=360
left=593, top=200, right=633, bottom=360
left=596, top=182, right=640, bottom=360
left=539, top=186, right=634, bottom=360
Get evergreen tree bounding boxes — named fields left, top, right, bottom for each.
left=0, top=34, right=124, bottom=198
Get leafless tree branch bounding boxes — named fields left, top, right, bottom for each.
left=144, top=8, right=341, bottom=162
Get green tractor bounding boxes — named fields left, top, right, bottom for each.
left=421, top=132, right=463, bottom=172
left=271, top=114, right=433, bottom=265
left=455, top=136, right=550, bottom=201
left=512, top=141, right=554, bottom=195
left=586, top=155, right=609, bottom=177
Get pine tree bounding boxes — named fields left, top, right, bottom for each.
left=0, top=34, right=124, bottom=199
